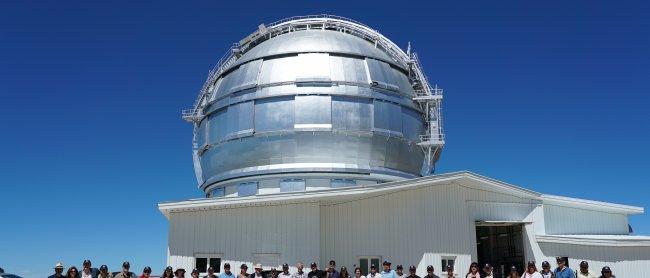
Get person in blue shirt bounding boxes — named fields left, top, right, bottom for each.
left=554, top=257, right=576, bottom=278
left=219, top=263, right=237, bottom=278
left=380, top=261, right=396, bottom=278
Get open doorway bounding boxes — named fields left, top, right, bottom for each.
left=476, top=224, right=525, bottom=278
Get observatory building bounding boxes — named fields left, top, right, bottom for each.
left=160, top=15, right=650, bottom=277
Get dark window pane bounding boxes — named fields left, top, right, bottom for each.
left=371, top=259, right=380, bottom=272
left=196, top=258, right=208, bottom=273
left=359, top=259, right=368, bottom=276
left=210, top=258, right=221, bottom=272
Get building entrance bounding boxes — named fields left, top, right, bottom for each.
left=476, top=224, right=525, bottom=278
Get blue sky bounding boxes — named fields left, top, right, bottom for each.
left=1, top=1, right=648, bottom=277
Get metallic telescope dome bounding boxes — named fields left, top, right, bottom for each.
left=182, top=15, right=445, bottom=197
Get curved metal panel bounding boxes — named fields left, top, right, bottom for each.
left=254, top=96, right=295, bottom=133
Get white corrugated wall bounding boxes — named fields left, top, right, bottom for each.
left=543, top=204, right=629, bottom=235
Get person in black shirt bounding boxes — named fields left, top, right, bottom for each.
left=49, top=263, right=66, bottom=278
left=308, top=262, right=327, bottom=278
left=423, top=266, right=439, bottom=278
left=327, top=261, right=340, bottom=278
left=406, top=266, right=420, bottom=278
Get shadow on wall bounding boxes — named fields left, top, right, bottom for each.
left=539, top=242, right=650, bottom=261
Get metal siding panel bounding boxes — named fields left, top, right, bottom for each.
left=366, top=58, right=399, bottom=91
left=294, top=95, right=332, bottom=127
left=296, top=53, right=331, bottom=81
left=254, top=96, right=295, bottom=132
left=259, top=56, right=299, bottom=84
left=331, top=96, right=372, bottom=131
left=402, top=107, right=424, bottom=142
left=226, top=101, right=254, bottom=139
left=208, top=108, right=228, bottom=144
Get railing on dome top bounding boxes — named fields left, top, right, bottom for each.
left=182, top=14, right=445, bottom=174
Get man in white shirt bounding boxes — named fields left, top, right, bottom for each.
left=575, top=261, right=596, bottom=278
left=292, top=263, right=308, bottom=278
left=280, top=264, right=292, bottom=278
left=395, top=266, right=405, bottom=278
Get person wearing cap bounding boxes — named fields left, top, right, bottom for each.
left=445, top=265, right=454, bottom=278
left=380, top=261, right=396, bottom=278
left=575, top=262, right=596, bottom=278
left=175, top=268, right=187, bottom=278
left=353, top=267, right=365, bottom=278
left=539, top=262, right=554, bottom=278
left=98, top=265, right=111, bottom=278
left=239, top=264, right=250, bottom=278
left=250, top=264, right=264, bottom=278
left=482, top=264, right=493, bottom=278
left=522, top=262, right=542, bottom=278
left=327, top=261, right=340, bottom=278
left=308, top=262, right=327, bottom=278
left=553, top=257, right=575, bottom=278
left=162, top=267, right=174, bottom=278
left=423, top=266, right=439, bottom=278
left=191, top=269, right=201, bottom=278
left=507, top=266, right=518, bottom=278
left=597, top=267, right=614, bottom=278
left=81, top=260, right=100, bottom=278
left=368, top=265, right=380, bottom=278
left=49, top=263, right=67, bottom=278
left=406, top=266, right=419, bottom=278
left=292, top=262, right=308, bottom=278
left=280, top=263, right=292, bottom=278
left=141, top=267, right=152, bottom=278
left=219, top=263, right=236, bottom=278
left=114, top=262, right=137, bottom=278
left=205, top=267, right=217, bottom=278
left=395, top=265, right=405, bottom=278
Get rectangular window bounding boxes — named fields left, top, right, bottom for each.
left=331, top=96, right=372, bottom=131
left=441, top=257, right=456, bottom=273
left=358, top=256, right=381, bottom=276
left=331, top=179, right=357, bottom=188
left=294, top=95, right=332, bottom=129
left=238, top=182, right=258, bottom=197
left=280, top=179, right=306, bottom=192
left=254, top=96, right=294, bottom=133
left=195, top=255, right=221, bottom=274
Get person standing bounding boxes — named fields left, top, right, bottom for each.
left=68, top=267, right=81, bottom=278
left=49, top=263, right=66, bottom=278
left=114, top=262, right=137, bottom=278
left=406, top=266, right=419, bottom=278
left=174, top=269, right=186, bottom=278
left=522, top=262, right=542, bottom=278
left=575, top=262, right=596, bottom=278
left=308, top=263, right=326, bottom=278
left=367, top=265, right=380, bottom=278
left=328, top=261, right=340, bottom=278
left=251, top=264, right=264, bottom=278
left=482, top=264, right=492, bottom=278
left=395, top=266, right=405, bottom=278
left=553, top=258, right=575, bottom=278
left=271, top=268, right=279, bottom=278
left=507, top=266, right=518, bottom=278
left=445, top=266, right=455, bottom=278
left=465, top=262, right=479, bottom=278
left=162, top=267, right=174, bottom=278
left=340, top=267, right=350, bottom=278
left=141, top=267, right=152, bottom=278
left=597, top=267, right=614, bottom=278
left=191, top=269, right=200, bottom=278
left=98, top=265, right=111, bottom=278
left=81, top=260, right=100, bottom=278
left=205, top=267, right=217, bottom=278
left=380, top=261, right=396, bottom=278
left=280, top=264, right=292, bottom=278
left=423, top=266, right=439, bottom=278
left=239, top=264, right=250, bottom=278
left=292, top=262, right=308, bottom=278
left=353, top=268, right=365, bottom=278
left=539, top=262, right=554, bottom=278
left=220, top=264, right=236, bottom=278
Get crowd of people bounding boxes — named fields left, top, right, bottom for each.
left=44, top=257, right=616, bottom=278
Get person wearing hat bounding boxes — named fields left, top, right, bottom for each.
left=368, top=265, right=380, bottom=278
left=539, top=262, right=554, bottom=278
left=140, top=267, right=152, bottom=278
left=174, top=268, right=187, bottom=278
left=507, top=266, right=518, bottom=278
left=98, top=265, right=112, bottom=278
left=522, top=262, right=542, bottom=278
left=219, top=263, right=236, bottom=278
left=49, top=263, right=66, bottom=278
left=308, top=262, right=326, bottom=278
left=81, top=260, right=100, bottom=278
left=482, top=264, right=493, bottom=278
left=598, top=267, right=614, bottom=278
left=114, top=262, right=137, bottom=278
left=395, top=265, right=405, bottom=278
left=280, top=263, right=292, bottom=278
left=205, top=267, right=217, bottom=278
left=327, top=261, right=340, bottom=278
left=250, top=264, right=264, bottom=278
left=576, top=261, right=596, bottom=278
left=423, top=266, right=439, bottom=278
left=162, top=267, right=174, bottom=278
left=191, top=269, right=201, bottom=278
left=292, top=262, right=308, bottom=278
left=238, top=264, right=250, bottom=278
left=406, top=266, right=419, bottom=278
left=445, top=265, right=454, bottom=278
left=553, top=257, right=575, bottom=278
left=380, top=261, right=396, bottom=278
